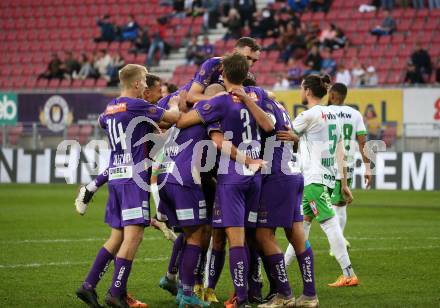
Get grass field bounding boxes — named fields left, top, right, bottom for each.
left=0, top=184, right=439, bottom=308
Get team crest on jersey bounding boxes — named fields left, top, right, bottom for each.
left=266, top=103, right=274, bottom=110
left=199, top=69, right=205, bottom=76
left=202, top=103, right=211, bottom=111
left=310, top=200, right=319, bottom=216
left=148, top=106, right=157, bottom=114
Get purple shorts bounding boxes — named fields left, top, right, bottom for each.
left=105, top=183, right=150, bottom=229
left=212, top=176, right=262, bottom=228
left=158, top=183, right=209, bottom=228
left=257, top=174, right=304, bottom=228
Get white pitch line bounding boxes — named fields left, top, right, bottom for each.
left=1, top=246, right=439, bottom=270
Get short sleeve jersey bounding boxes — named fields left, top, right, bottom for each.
left=99, top=97, right=165, bottom=184
left=292, top=105, right=341, bottom=188
left=329, top=105, right=367, bottom=179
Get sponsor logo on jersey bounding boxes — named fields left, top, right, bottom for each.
left=310, top=200, right=319, bottom=216
left=105, top=102, right=127, bottom=115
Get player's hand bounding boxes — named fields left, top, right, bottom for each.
left=231, top=88, right=253, bottom=104
left=276, top=126, right=299, bottom=142
left=364, top=165, right=372, bottom=189
left=247, top=159, right=267, bottom=172
left=342, top=185, right=354, bottom=204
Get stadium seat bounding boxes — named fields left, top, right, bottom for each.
left=79, top=125, right=93, bottom=145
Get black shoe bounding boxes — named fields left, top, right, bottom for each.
left=104, top=292, right=129, bottom=308
left=75, top=285, right=103, bottom=308
left=263, top=291, right=277, bottom=303
left=83, top=187, right=95, bottom=204
left=248, top=293, right=263, bottom=304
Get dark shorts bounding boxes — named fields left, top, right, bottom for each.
left=105, top=183, right=150, bottom=229
left=212, top=176, right=262, bottom=228
left=257, top=174, right=304, bottom=228
left=158, top=183, right=210, bottom=228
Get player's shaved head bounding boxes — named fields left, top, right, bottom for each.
left=204, top=83, right=226, bottom=96
left=328, top=82, right=347, bottom=105
left=222, top=53, right=249, bottom=85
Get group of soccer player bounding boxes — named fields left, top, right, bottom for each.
left=73, top=37, right=372, bottom=308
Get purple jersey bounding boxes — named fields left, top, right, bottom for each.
left=99, top=97, right=165, bottom=184
left=260, top=99, right=298, bottom=176
left=195, top=88, right=267, bottom=184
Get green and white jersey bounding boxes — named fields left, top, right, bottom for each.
left=292, top=104, right=341, bottom=189
left=328, top=105, right=367, bottom=179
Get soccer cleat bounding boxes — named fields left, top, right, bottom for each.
left=178, top=294, right=210, bottom=308
left=126, top=293, right=148, bottom=308
left=262, top=291, right=277, bottom=303
left=204, top=288, right=219, bottom=303
left=194, top=284, right=205, bottom=300
left=295, top=294, right=319, bottom=308
left=75, top=186, right=94, bottom=215
left=75, top=285, right=103, bottom=308
left=105, top=292, right=130, bottom=308
left=248, top=293, right=263, bottom=304
left=224, top=297, right=251, bottom=308
left=175, top=286, right=183, bottom=305
left=257, top=294, right=295, bottom=308
left=159, top=276, right=178, bottom=296
left=224, top=293, right=236, bottom=307
left=151, top=219, right=178, bottom=242
left=328, top=275, right=359, bottom=287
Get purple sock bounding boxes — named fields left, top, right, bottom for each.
left=95, top=170, right=109, bottom=188
left=168, top=233, right=185, bottom=275
left=83, top=247, right=114, bottom=290
left=195, top=249, right=207, bottom=285
left=180, top=244, right=202, bottom=296
left=109, top=257, right=132, bottom=297
left=297, top=247, right=316, bottom=297
left=247, top=245, right=262, bottom=298
left=207, top=249, right=225, bottom=289
left=229, top=246, right=249, bottom=303
left=267, top=253, right=292, bottom=297
left=262, top=254, right=277, bottom=294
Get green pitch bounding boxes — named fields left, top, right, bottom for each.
left=0, top=184, right=439, bottom=307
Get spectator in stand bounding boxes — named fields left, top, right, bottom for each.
left=61, top=51, right=81, bottom=79
left=221, top=8, right=242, bottom=40
left=197, top=36, right=215, bottom=62
left=121, top=15, right=139, bottom=41
left=335, top=63, right=352, bottom=86
left=286, top=57, right=304, bottom=86
left=309, top=0, right=331, bottom=12
left=412, top=0, right=424, bottom=8
left=202, top=0, right=221, bottom=29
left=411, top=43, right=432, bottom=82
left=320, top=23, right=337, bottom=48
left=38, top=53, right=64, bottom=80
left=72, top=53, right=96, bottom=80
left=404, top=61, right=424, bottom=84
left=273, top=74, right=290, bottom=90
left=381, top=0, right=395, bottom=10
left=303, top=44, right=322, bottom=75
left=185, top=36, right=201, bottom=64
left=288, top=0, right=309, bottom=12
left=108, top=53, right=125, bottom=86
left=351, top=59, right=366, bottom=86
left=365, top=108, right=382, bottom=140
left=95, top=15, right=117, bottom=42
left=280, top=24, right=307, bottom=62
left=365, top=65, right=378, bottom=86
left=429, top=0, right=440, bottom=8
left=332, top=28, right=347, bottom=49
left=187, top=0, right=205, bottom=17
left=234, top=0, right=256, bottom=27
left=320, top=48, right=337, bottom=77
left=436, top=58, right=440, bottom=83
left=94, top=49, right=112, bottom=81
left=371, top=10, right=396, bottom=36
left=147, top=19, right=167, bottom=67
left=173, top=0, right=186, bottom=18
left=131, top=26, right=150, bottom=54
left=250, top=8, right=279, bottom=38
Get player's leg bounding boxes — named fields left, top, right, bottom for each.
left=245, top=228, right=263, bottom=304
left=76, top=227, right=123, bottom=308
left=309, top=184, right=358, bottom=287
left=205, top=228, right=226, bottom=302
left=75, top=169, right=109, bottom=215
left=331, top=179, right=352, bottom=251
left=192, top=225, right=211, bottom=300
left=159, top=232, right=184, bottom=295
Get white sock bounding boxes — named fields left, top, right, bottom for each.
left=204, top=237, right=213, bottom=288
left=86, top=181, right=98, bottom=192
left=320, top=216, right=355, bottom=277
left=332, top=205, right=347, bottom=233
left=303, top=220, right=312, bottom=240
left=284, top=244, right=296, bottom=266
left=151, top=183, right=160, bottom=211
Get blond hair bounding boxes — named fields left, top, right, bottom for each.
left=118, top=64, right=148, bottom=89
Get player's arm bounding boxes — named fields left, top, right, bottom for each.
left=231, top=88, right=275, bottom=132
left=276, top=125, right=299, bottom=142
left=178, top=96, right=225, bottom=129
left=187, top=59, right=218, bottom=103
left=336, top=139, right=353, bottom=204
left=187, top=82, right=212, bottom=103
left=176, top=109, right=203, bottom=128
left=210, top=130, right=265, bottom=171
left=355, top=113, right=371, bottom=188
left=161, top=91, right=186, bottom=124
